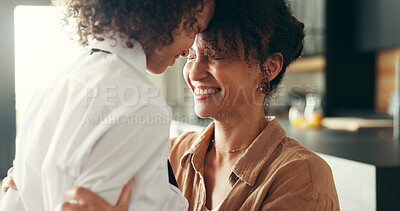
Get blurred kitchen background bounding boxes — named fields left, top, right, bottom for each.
left=1, top=0, right=400, bottom=210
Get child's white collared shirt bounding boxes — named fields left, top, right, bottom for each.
left=0, top=39, right=188, bottom=211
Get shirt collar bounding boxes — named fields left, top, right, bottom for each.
left=180, top=122, right=215, bottom=174
left=232, top=117, right=286, bottom=186
left=89, top=38, right=147, bottom=76
left=179, top=117, right=286, bottom=186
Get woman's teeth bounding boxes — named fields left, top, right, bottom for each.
left=195, top=88, right=220, bottom=95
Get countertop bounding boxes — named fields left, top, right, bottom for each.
left=276, top=118, right=399, bottom=167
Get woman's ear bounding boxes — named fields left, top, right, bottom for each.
left=263, top=53, right=283, bottom=81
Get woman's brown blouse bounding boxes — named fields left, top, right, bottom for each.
left=169, top=118, right=340, bottom=211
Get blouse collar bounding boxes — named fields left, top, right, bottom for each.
left=180, top=117, right=287, bottom=186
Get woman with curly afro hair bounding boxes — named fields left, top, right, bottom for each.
left=172, top=0, right=339, bottom=210
left=0, top=0, right=214, bottom=211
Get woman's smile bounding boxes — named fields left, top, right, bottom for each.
left=193, top=86, right=222, bottom=100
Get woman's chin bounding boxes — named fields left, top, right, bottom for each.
left=194, top=108, right=212, bottom=119
left=194, top=107, right=224, bottom=120
left=194, top=112, right=208, bottom=119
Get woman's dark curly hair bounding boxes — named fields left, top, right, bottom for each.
left=60, top=0, right=209, bottom=53
left=199, top=0, right=305, bottom=107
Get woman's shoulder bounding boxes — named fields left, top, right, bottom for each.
left=258, top=137, right=339, bottom=209
left=270, top=137, right=337, bottom=194
left=279, top=137, right=331, bottom=170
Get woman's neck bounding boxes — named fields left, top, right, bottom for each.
left=212, top=109, right=267, bottom=161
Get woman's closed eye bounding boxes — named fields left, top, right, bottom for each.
left=209, top=51, right=226, bottom=61
left=212, top=57, right=225, bottom=60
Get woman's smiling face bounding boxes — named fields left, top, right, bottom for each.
left=183, top=34, right=266, bottom=120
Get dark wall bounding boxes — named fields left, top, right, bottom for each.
left=325, top=0, right=376, bottom=116
left=356, top=0, right=400, bottom=52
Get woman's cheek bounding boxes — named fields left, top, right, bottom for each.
left=183, top=64, right=191, bottom=83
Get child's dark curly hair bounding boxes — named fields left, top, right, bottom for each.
left=200, top=0, right=305, bottom=97
left=61, top=0, right=209, bottom=53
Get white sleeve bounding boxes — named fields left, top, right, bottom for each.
left=77, top=107, right=175, bottom=210
left=0, top=190, right=26, bottom=211
left=43, top=106, right=185, bottom=210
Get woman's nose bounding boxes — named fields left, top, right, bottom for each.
left=188, top=59, right=209, bottom=82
